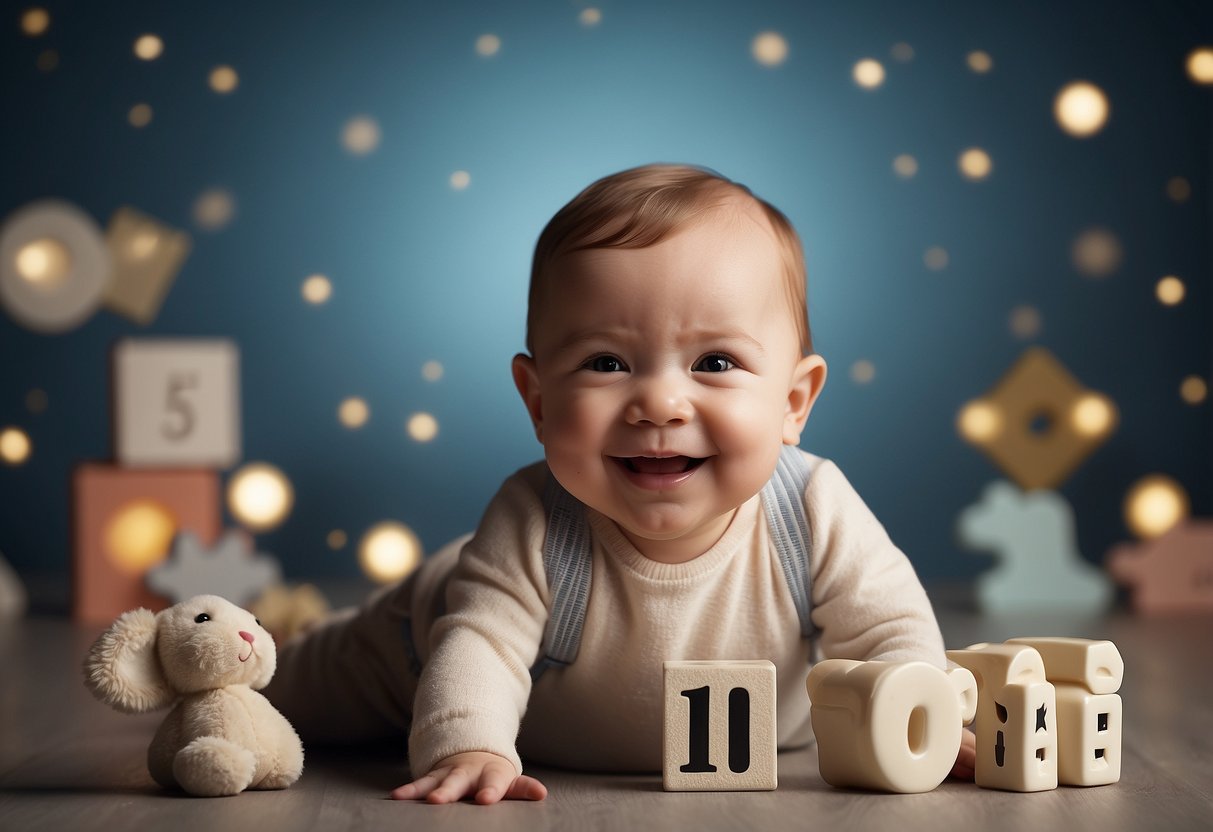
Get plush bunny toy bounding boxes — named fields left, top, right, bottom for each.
left=84, top=594, right=304, bottom=797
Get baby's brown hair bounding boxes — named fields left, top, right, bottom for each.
left=526, top=163, right=813, bottom=355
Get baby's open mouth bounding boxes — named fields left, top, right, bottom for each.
left=615, top=456, right=706, bottom=475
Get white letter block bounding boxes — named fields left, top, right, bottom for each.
left=114, top=338, right=241, bottom=468
left=806, top=659, right=978, bottom=793
left=663, top=660, right=776, bottom=791
left=1006, top=638, right=1123, bottom=786
left=947, top=644, right=1058, bottom=792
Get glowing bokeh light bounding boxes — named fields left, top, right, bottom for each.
left=1071, top=227, right=1122, bottom=277
left=407, top=412, right=439, bottom=443
left=209, top=65, right=239, bottom=93
left=890, top=42, right=914, bottom=62
left=450, top=170, right=471, bottom=190
left=1124, top=475, right=1189, bottom=540
left=1009, top=305, right=1043, bottom=339
left=957, top=401, right=1003, bottom=443
left=580, top=8, right=602, bottom=26
left=193, top=188, right=236, bottom=231
left=893, top=154, right=918, bottom=178
left=128, top=103, right=153, bottom=128
left=228, top=463, right=294, bottom=532
left=25, top=388, right=48, bottom=414
left=422, top=360, right=445, bottom=382
left=21, top=8, right=50, bottom=36
left=850, top=360, right=876, bottom=385
left=14, top=238, right=72, bottom=289
left=1054, top=81, right=1109, bottom=137
left=338, top=397, right=369, bottom=429
left=133, top=34, right=164, bottom=61
left=0, top=427, right=32, bottom=465
left=1186, top=47, right=1213, bottom=84
left=752, top=32, right=788, bottom=67
left=853, top=58, right=885, bottom=88
left=1155, top=275, right=1185, bottom=306
left=967, top=51, right=993, bottom=73
left=358, top=521, right=422, bottom=583
left=327, top=529, right=348, bottom=550
left=301, top=274, right=332, bottom=304
left=1070, top=393, right=1117, bottom=438
left=103, top=500, right=176, bottom=575
left=958, top=148, right=993, bottom=180
left=923, top=246, right=949, bottom=271
left=342, top=116, right=381, bottom=155
left=1180, top=376, right=1208, bottom=405
left=1166, top=177, right=1191, bottom=202
left=476, top=34, right=501, bottom=56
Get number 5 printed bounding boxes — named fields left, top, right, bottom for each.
left=162, top=372, right=198, bottom=441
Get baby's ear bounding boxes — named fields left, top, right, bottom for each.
left=511, top=353, right=544, bottom=442
left=83, top=607, right=175, bottom=713
left=783, top=353, right=828, bottom=444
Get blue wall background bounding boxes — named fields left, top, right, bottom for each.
left=1, top=0, right=1210, bottom=610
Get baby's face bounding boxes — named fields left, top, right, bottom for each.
left=514, top=202, right=824, bottom=563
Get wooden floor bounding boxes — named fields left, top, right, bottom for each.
left=1, top=606, right=1210, bottom=831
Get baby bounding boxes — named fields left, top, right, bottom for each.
left=265, top=163, right=973, bottom=804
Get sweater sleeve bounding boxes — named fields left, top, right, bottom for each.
left=805, top=458, right=946, bottom=668
left=407, top=468, right=551, bottom=777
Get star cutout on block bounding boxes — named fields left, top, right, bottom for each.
left=1036, top=703, right=1048, bottom=733
left=147, top=529, right=281, bottom=605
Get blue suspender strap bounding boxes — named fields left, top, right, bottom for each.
left=532, top=474, right=594, bottom=681
left=761, top=445, right=817, bottom=638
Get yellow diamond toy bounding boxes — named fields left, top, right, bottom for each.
left=958, top=348, right=1117, bottom=490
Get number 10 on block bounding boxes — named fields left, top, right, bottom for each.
left=663, top=660, right=778, bottom=791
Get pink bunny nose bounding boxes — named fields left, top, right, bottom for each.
left=238, top=631, right=255, bottom=644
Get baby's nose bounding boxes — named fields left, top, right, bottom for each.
left=238, top=631, right=255, bottom=644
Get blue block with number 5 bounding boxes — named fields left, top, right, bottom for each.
left=663, top=660, right=777, bottom=791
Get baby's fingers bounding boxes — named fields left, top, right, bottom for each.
left=426, top=766, right=477, bottom=804
left=389, top=768, right=450, bottom=801
left=500, top=774, right=547, bottom=802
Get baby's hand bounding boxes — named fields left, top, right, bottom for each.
left=390, top=751, right=548, bottom=805
left=949, top=728, right=977, bottom=781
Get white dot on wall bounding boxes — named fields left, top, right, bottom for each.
left=227, top=463, right=294, bottom=532
left=957, top=401, right=1003, bottom=443
left=752, top=32, right=789, bottom=67
left=893, top=154, right=918, bottom=178
left=967, top=50, right=993, bottom=73
left=327, top=529, right=348, bottom=550
left=407, top=412, right=439, bottom=443
left=358, top=521, right=421, bottom=583
left=133, top=34, right=163, bottom=61
left=890, top=42, right=914, bottom=62
left=21, top=8, right=51, bottom=36
left=209, top=65, right=239, bottom=93
left=958, top=148, right=992, bottom=180
left=1187, top=47, right=1213, bottom=84
left=1156, top=275, right=1185, bottom=306
left=580, top=8, right=602, bottom=26
left=301, top=274, right=332, bottom=304
left=1009, top=305, right=1043, bottom=339
left=128, top=103, right=153, bottom=128
left=850, top=360, right=876, bottom=384
left=1124, top=475, right=1189, bottom=540
left=853, top=58, right=885, bottom=89
left=1054, top=81, right=1110, bottom=138
left=1070, top=393, right=1117, bottom=439
left=338, top=397, right=369, bottom=429
left=476, top=33, right=501, bottom=56
left=450, top=170, right=471, bottom=190
left=342, top=116, right=381, bottom=155
left=1071, top=227, right=1122, bottom=278
left=1180, top=376, right=1208, bottom=405
left=0, top=427, right=32, bottom=466
left=923, top=246, right=949, bottom=271
left=422, top=360, right=444, bottom=382
left=192, top=188, right=236, bottom=231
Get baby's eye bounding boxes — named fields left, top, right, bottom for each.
left=584, top=355, right=627, bottom=373
left=194, top=613, right=211, bottom=623
left=693, top=354, right=735, bottom=373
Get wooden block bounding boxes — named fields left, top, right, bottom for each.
left=102, top=206, right=192, bottom=325
left=113, top=338, right=241, bottom=468
left=1107, top=520, right=1213, bottom=614
left=1005, top=637, right=1123, bottom=694
left=947, top=644, right=1058, bottom=792
left=72, top=464, right=220, bottom=623
left=806, top=659, right=977, bottom=793
left=1054, top=684, right=1122, bottom=786
left=663, top=660, right=776, bottom=791
left=958, top=481, right=1112, bottom=614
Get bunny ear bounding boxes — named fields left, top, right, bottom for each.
left=83, top=608, right=175, bottom=713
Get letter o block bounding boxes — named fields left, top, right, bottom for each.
left=806, top=660, right=977, bottom=793
left=662, top=660, right=777, bottom=791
